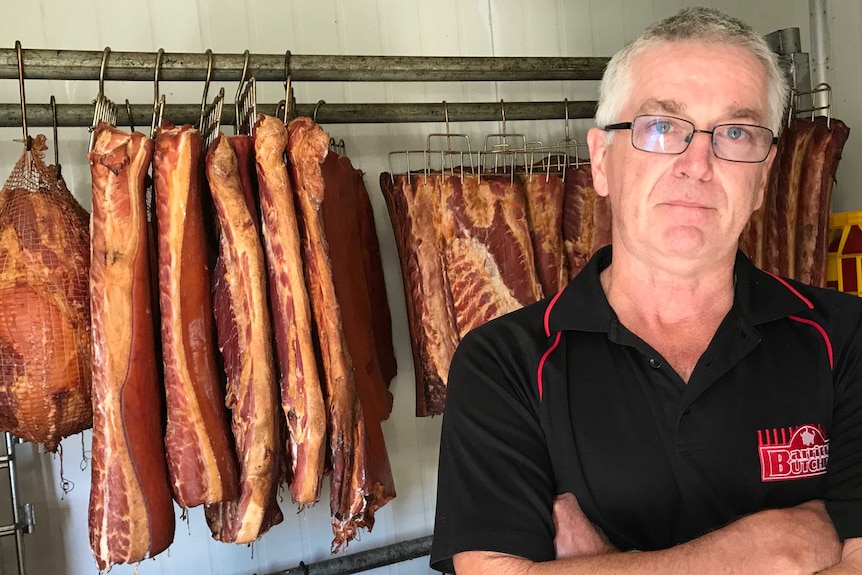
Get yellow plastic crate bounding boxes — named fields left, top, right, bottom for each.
left=827, top=211, right=862, bottom=295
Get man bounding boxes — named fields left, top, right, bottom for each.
left=431, top=6, right=862, bottom=574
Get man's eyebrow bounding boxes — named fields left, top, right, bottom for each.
left=723, top=106, right=767, bottom=124
left=637, top=99, right=684, bottom=115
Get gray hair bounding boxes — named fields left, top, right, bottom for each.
left=595, top=7, right=789, bottom=139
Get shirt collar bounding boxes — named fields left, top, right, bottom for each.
left=546, top=245, right=810, bottom=334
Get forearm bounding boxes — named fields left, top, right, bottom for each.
left=455, top=501, right=842, bottom=575
left=817, top=537, right=862, bottom=574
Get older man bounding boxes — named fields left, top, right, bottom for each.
left=431, top=6, right=862, bottom=574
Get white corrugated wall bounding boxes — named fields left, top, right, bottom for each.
left=0, top=1, right=855, bottom=574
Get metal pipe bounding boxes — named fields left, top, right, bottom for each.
left=5, top=433, right=26, bottom=575
left=809, top=0, right=830, bottom=115
left=266, top=535, right=432, bottom=575
left=0, top=49, right=607, bottom=82
left=0, top=100, right=597, bottom=128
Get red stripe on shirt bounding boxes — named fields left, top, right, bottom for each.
left=544, top=289, right=565, bottom=337
left=537, top=332, right=561, bottom=401
left=766, top=272, right=815, bottom=309
left=789, top=315, right=834, bottom=370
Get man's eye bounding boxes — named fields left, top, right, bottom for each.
left=650, top=121, right=673, bottom=135
left=724, top=126, right=748, bottom=140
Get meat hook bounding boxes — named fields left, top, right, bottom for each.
left=283, top=50, right=294, bottom=123
left=443, top=100, right=452, bottom=150
left=313, top=99, right=325, bottom=123
left=50, top=95, right=61, bottom=177
left=98, top=47, right=110, bottom=97
left=125, top=99, right=135, bottom=132
left=150, top=48, right=165, bottom=136
left=199, top=49, right=213, bottom=130
left=234, top=49, right=250, bottom=133
left=15, top=40, right=30, bottom=151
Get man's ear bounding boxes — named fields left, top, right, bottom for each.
left=587, top=127, right=610, bottom=198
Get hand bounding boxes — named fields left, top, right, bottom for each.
left=552, top=492, right=619, bottom=559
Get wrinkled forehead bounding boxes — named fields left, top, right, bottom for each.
left=625, top=40, right=771, bottom=124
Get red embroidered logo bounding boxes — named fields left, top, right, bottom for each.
left=758, top=425, right=829, bottom=482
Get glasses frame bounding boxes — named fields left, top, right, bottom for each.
left=603, top=114, right=779, bottom=164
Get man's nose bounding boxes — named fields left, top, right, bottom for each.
left=674, top=131, right=714, bottom=179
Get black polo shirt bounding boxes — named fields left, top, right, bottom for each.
left=431, top=245, right=862, bottom=573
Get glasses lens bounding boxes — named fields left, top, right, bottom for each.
left=712, top=124, right=775, bottom=162
left=630, top=115, right=693, bottom=155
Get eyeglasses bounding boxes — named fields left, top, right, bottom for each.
left=603, top=115, right=778, bottom=163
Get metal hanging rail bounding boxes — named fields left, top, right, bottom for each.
left=0, top=49, right=608, bottom=82
left=267, top=535, right=432, bottom=575
left=0, top=100, right=597, bottom=128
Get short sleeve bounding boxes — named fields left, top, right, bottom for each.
left=430, top=325, right=556, bottom=573
left=825, top=307, right=862, bottom=540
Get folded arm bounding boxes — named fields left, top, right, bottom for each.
left=454, top=499, right=842, bottom=575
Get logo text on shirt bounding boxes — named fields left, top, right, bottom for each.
left=758, top=424, right=829, bottom=482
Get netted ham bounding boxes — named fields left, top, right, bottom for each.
left=520, top=171, right=567, bottom=296
left=0, top=136, right=92, bottom=451
left=379, top=173, right=458, bottom=416
left=288, top=116, right=394, bottom=550
left=253, top=114, right=326, bottom=506
left=204, top=134, right=283, bottom=544
left=153, top=123, right=238, bottom=508
left=88, top=123, right=175, bottom=571
left=563, top=164, right=612, bottom=279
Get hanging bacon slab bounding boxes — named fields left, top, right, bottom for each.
left=321, top=148, right=396, bottom=537
left=203, top=134, right=282, bottom=544
left=253, top=114, right=326, bottom=506
left=0, top=135, right=92, bottom=451
left=765, top=120, right=815, bottom=278
left=229, top=134, right=291, bottom=493
left=322, top=151, right=394, bottom=420
left=520, top=171, right=567, bottom=296
left=288, top=117, right=394, bottom=550
left=88, top=123, right=174, bottom=571
left=379, top=173, right=458, bottom=416
left=440, top=174, right=543, bottom=338
left=794, top=116, right=849, bottom=286
left=153, top=123, right=238, bottom=508
left=563, top=165, right=612, bottom=279
left=353, top=170, right=397, bottom=386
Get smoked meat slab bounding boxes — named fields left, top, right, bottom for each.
left=439, top=174, right=543, bottom=338
left=288, top=117, right=394, bottom=550
left=520, top=171, right=567, bottom=296
left=153, top=123, right=238, bottom=508
left=379, top=173, right=458, bottom=416
left=88, top=123, right=175, bottom=571
left=254, top=114, right=326, bottom=506
left=794, top=117, right=849, bottom=286
left=321, top=148, right=397, bottom=541
left=321, top=150, right=394, bottom=420
left=204, top=134, right=283, bottom=543
left=563, top=165, right=612, bottom=279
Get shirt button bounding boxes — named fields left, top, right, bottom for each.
left=649, top=358, right=662, bottom=369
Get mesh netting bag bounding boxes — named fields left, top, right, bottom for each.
left=0, top=135, right=92, bottom=451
